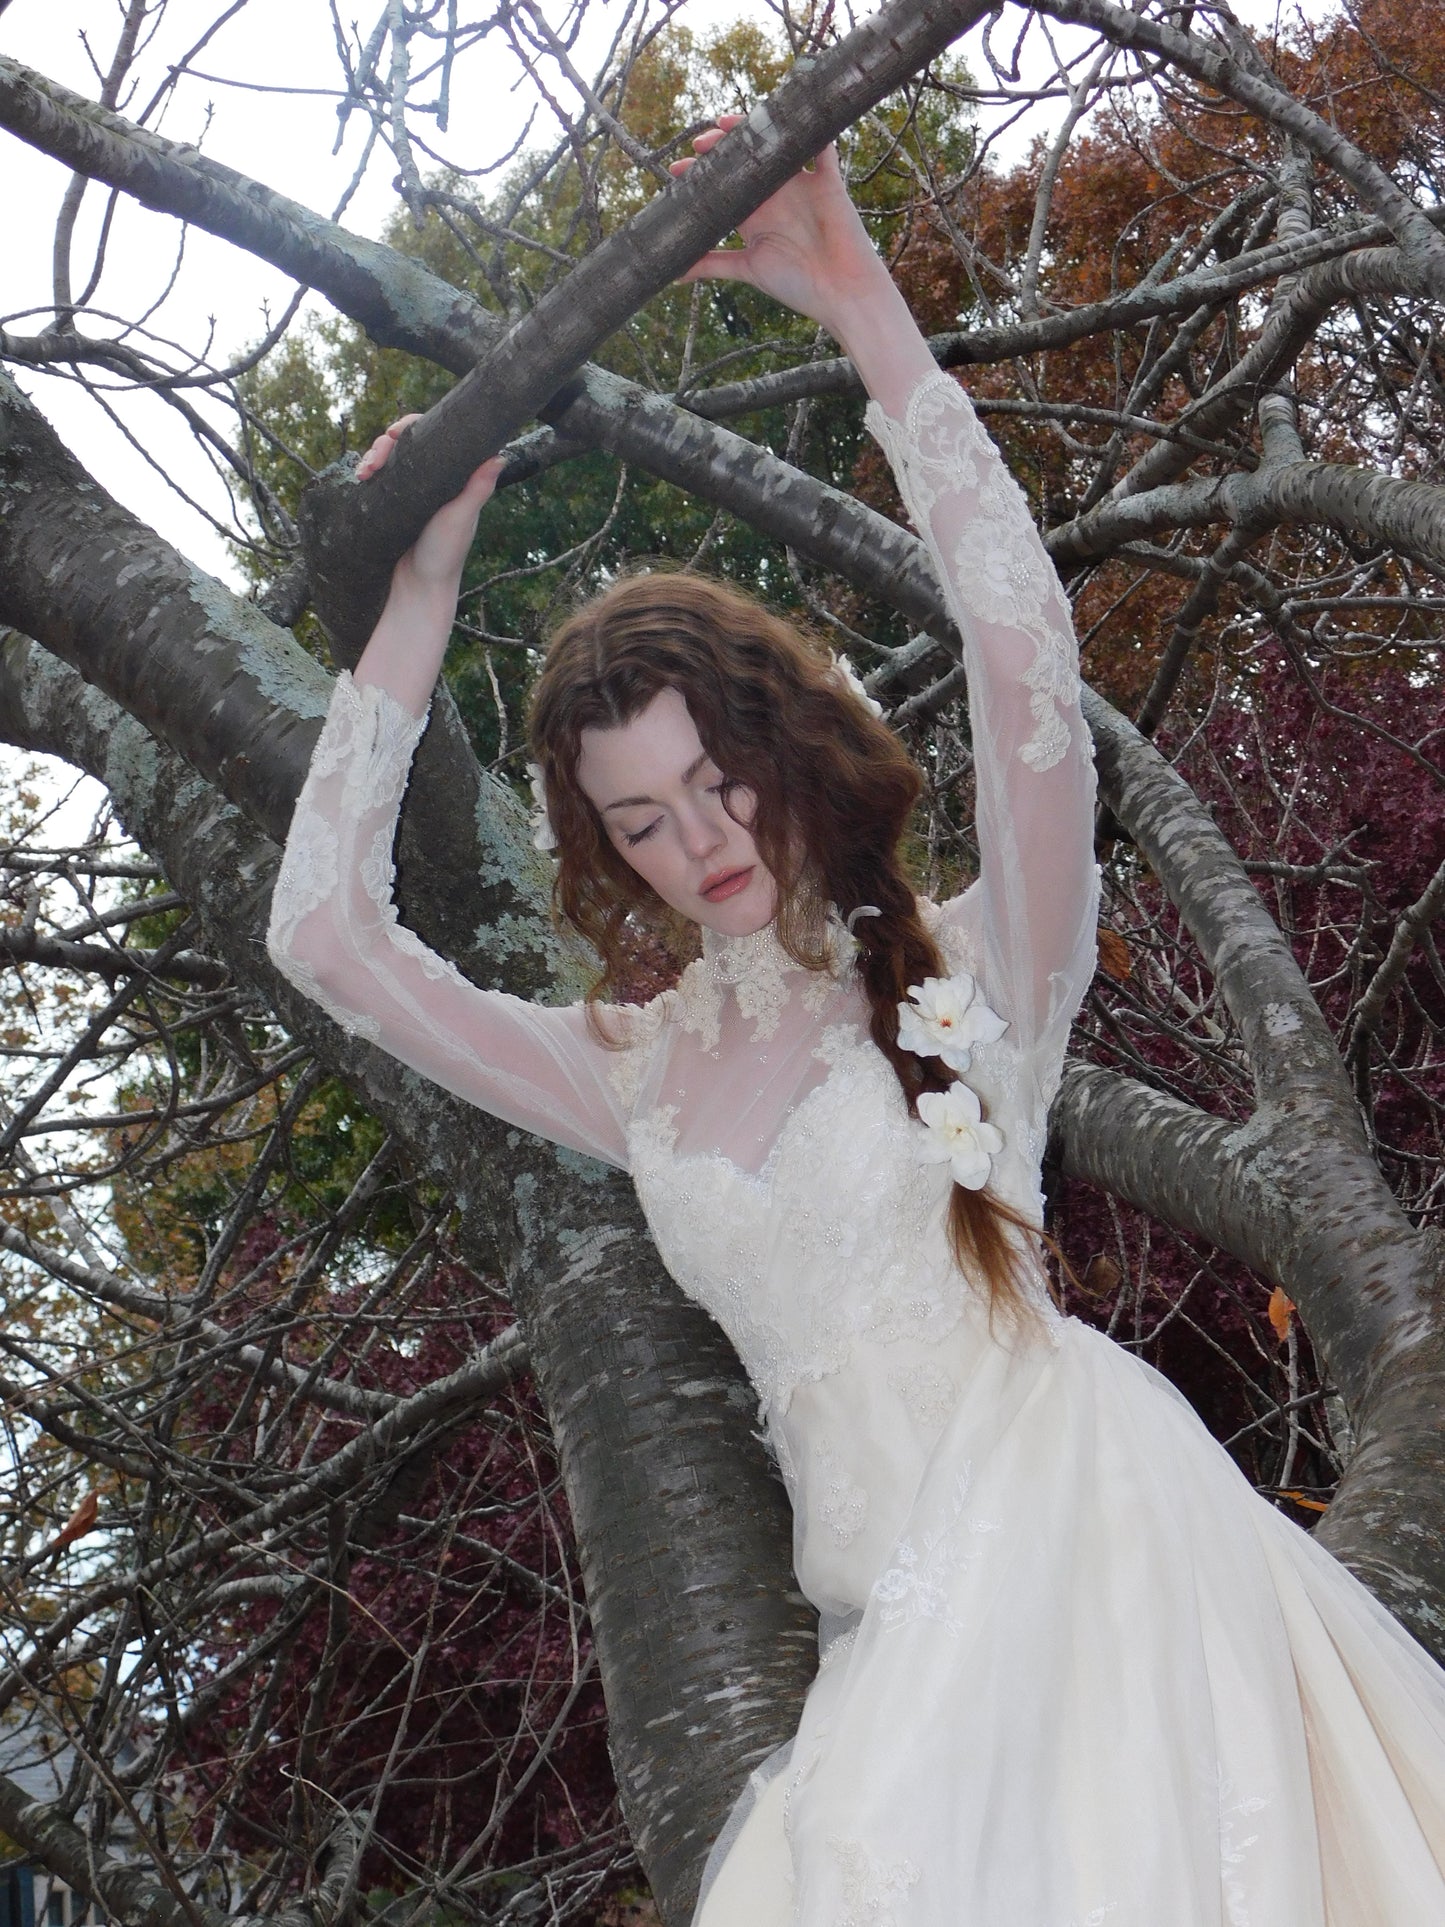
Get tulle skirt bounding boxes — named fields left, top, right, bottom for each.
left=695, top=1319, right=1445, bottom=1925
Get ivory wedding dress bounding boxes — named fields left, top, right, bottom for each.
left=268, top=372, right=1445, bottom=1922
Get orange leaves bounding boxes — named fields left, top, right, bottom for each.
left=44, top=1489, right=100, bottom=1557
left=1267, top=1287, right=1297, bottom=1347
left=1096, top=926, right=1132, bottom=982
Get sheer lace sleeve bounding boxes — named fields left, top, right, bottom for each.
left=866, top=372, right=1099, bottom=1110
left=266, top=671, right=652, bottom=1168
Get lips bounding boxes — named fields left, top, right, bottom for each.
left=700, top=866, right=754, bottom=903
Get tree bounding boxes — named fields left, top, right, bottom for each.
left=0, top=1, right=1442, bottom=1922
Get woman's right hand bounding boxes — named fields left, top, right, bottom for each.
left=357, top=414, right=506, bottom=593
left=673, top=121, right=896, bottom=344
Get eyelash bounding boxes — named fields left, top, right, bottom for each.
left=622, top=779, right=737, bottom=847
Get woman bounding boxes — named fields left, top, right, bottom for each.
left=268, top=123, right=1445, bottom=1923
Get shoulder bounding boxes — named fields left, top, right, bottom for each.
left=596, top=990, right=675, bottom=1114
left=918, top=890, right=982, bottom=978
left=595, top=988, right=676, bottom=1051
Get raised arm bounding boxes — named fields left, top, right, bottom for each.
left=266, top=434, right=645, bottom=1168
left=678, top=129, right=1099, bottom=1094
left=859, top=374, right=1099, bottom=1081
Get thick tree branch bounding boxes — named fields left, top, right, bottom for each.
left=1050, top=456, right=1445, bottom=581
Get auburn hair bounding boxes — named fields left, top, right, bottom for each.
left=527, top=569, right=1046, bottom=1328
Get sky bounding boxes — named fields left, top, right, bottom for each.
left=2, top=0, right=1329, bottom=590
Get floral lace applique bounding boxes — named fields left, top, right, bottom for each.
left=865, top=374, right=1080, bottom=775
left=888, top=1360, right=959, bottom=1429
left=627, top=987, right=970, bottom=1421
left=268, top=796, right=339, bottom=952
left=815, top=1439, right=869, bottom=1547
left=872, top=1465, right=1001, bottom=1637
left=672, top=954, right=725, bottom=1054
left=601, top=996, right=673, bottom=1115
left=827, top=1836, right=921, bottom=1927
left=679, top=923, right=797, bottom=1047
left=266, top=675, right=431, bottom=1049
left=676, top=918, right=853, bottom=1050
left=629, top=1103, right=796, bottom=1415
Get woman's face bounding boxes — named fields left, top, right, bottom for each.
left=576, top=686, right=777, bottom=937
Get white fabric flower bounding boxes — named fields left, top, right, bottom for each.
left=526, top=761, right=558, bottom=853
left=829, top=652, right=885, bottom=719
left=897, top=972, right=1007, bottom=1073
left=916, top=1085, right=1005, bottom=1191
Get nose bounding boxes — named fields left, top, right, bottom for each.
left=677, top=798, right=727, bottom=861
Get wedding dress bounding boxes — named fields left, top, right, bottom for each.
left=267, top=372, right=1445, bottom=1922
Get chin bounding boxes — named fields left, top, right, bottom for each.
left=695, top=875, right=777, bottom=938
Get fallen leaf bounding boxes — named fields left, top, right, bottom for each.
left=1082, top=1254, right=1122, bottom=1296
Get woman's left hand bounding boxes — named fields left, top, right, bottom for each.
left=672, top=119, right=894, bottom=338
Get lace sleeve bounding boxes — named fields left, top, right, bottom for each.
left=266, top=671, right=652, bottom=1168
left=867, top=372, right=1099, bottom=1110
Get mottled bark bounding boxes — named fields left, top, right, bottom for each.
left=1051, top=458, right=1445, bottom=582
left=1051, top=1062, right=1294, bottom=1276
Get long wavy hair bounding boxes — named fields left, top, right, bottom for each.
left=527, top=570, right=1044, bottom=1327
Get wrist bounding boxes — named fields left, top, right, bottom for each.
left=828, top=280, right=939, bottom=417
left=821, top=266, right=911, bottom=355
left=388, top=555, right=464, bottom=614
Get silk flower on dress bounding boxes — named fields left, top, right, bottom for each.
left=898, top=972, right=1009, bottom=1190
left=897, top=971, right=1007, bottom=1073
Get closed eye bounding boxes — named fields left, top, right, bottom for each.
left=623, top=818, right=662, bottom=847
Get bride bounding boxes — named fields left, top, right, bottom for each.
left=267, top=120, right=1445, bottom=1924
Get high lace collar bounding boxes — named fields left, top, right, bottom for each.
left=700, top=908, right=858, bottom=981
left=680, top=911, right=856, bottom=1051
left=701, top=918, right=793, bottom=982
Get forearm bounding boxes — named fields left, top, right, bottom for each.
left=825, top=268, right=939, bottom=421
left=352, top=561, right=461, bottom=721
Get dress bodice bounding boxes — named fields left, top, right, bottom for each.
left=618, top=915, right=1062, bottom=1614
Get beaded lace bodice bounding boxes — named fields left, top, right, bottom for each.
left=267, top=371, right=1100, bottom=1613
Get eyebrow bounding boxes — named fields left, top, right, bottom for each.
left=602, top=751, right=711, bottom=813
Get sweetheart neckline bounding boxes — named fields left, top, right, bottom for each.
left=625, top=1023, right=907, bottom=1203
